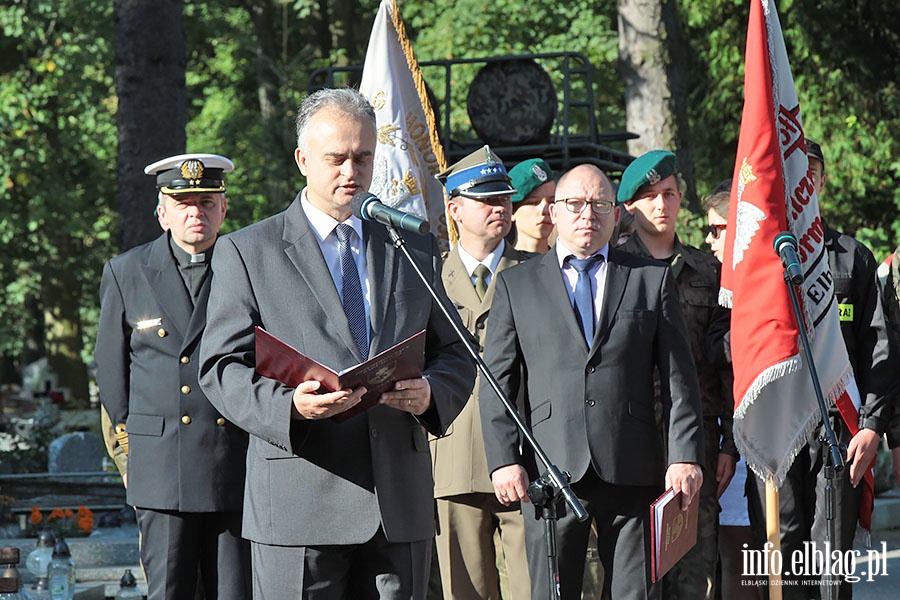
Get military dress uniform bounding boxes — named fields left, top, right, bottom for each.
left=431, top=147, right=532, bottom=600
left=95, top=154, right=250, bottom=600
left=620, top=233, right=735, bottom=600
left=431, top=243, right=532, bottom=600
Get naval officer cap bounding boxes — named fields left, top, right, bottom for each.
left=144, top=153, right=235, bottom=196
left=509, top=158, right=554, bottom=204
left=616, top=150, right=679, bottom=205
left=436, top=145, right=517, bottom=199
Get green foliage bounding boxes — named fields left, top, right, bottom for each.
left=2, top=0, right=899, bottom=391
left=679, top=0, right=900, bottom=258
left=0, top=1, right=117, bottom=373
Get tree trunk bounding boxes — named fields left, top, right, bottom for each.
left=115, top=0, right=186, bottom=251
left=617, top=0, right=697, bottom=208
left=242, top=0, right=293, bottom=202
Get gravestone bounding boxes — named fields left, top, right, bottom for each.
left=48, top=432, right=104, bottom=473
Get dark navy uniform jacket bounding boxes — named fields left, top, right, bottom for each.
left=95, top=232, right=247, bottom=511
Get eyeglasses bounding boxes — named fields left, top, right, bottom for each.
left=706, top=224, right=727, bottom=238
left=555, top=198, right=614, bottom=215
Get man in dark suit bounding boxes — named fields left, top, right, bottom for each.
left=198, top=88, right=475, bottom=599
left=479, top=163, right=705, bottom=600
left=431, top=146, right=531, bottom=599
left=95, top=154, right=251, bottom=600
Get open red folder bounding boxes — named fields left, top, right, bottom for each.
left=255, top=327, right=426, bottom=423
left=649, top=487, right=699, bottom=583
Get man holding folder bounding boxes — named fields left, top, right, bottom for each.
left=479, top=163, right=704, bottom=599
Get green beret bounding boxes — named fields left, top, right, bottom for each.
left=509, top=158, right=554, bottom=203
left=616, top=150, right=678, bottom=204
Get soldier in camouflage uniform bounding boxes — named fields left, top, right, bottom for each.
left=618, top=151, right=736, bottom=600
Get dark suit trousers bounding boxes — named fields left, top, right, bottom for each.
left=523, top=468, right=660, bottom=600
left=135, top=507, right=250, bottom=600
left=250, top=528, right=431, bottom=600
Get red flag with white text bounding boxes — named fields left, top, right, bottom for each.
left=719, top=0, right=872, bottom=529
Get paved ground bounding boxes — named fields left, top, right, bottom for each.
left=850, top=525, right=900, bottom=599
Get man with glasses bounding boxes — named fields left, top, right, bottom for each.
left=479, top=163, right=704, bottom=599
left=619, top=150, right=735, bottom=600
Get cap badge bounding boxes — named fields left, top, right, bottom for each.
left=180, top=159, right=205, bottom=185
left=532, top=164, right=548, bottom=182
left=645, top=168, right=660, bottom=185
left=483, top=146, right=496, bottom=166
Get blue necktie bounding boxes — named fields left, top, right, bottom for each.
left=567, top=254, right=603, bottom=344
left=336, top=223, right=368, bottom=358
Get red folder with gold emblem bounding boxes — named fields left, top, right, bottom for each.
left=254, top=327, right=426, bottom=423
left=649, top=487, right=699, bottom=583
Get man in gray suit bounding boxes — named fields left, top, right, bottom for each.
left=96, top=153, right=250, bottom=600
left=199, top=88, right=475, bottom=599
left=431, top=146, right=531, bottom=599
left=479, top=164, right=705, bottom=600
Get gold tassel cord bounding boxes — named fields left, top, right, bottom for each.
left=389, top=0, right=457, bottom=246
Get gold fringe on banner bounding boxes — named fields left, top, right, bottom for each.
left=389, top=0, right=457, bottom=246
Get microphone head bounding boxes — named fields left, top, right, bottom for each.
left=773, top=231, right=798, bottom=252
left=351, top=191, right=378, bottom=220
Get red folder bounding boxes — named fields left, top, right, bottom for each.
left=649, top=487, right=699, bottom=583
left=255, top=327, right=426, bottom=423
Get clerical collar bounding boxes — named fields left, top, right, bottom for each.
left=169, top=235, right=213, bottom=268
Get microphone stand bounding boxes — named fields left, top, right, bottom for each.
left=385, top=225, right=588, bottom=600
left=781, top=269, right=845, bottom=600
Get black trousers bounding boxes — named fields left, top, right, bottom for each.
left=135, top=507, right=251, bottom=600
left=523, top=467, right=661, bottom=600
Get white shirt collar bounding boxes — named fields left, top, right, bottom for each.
left=554, top=241, right=609, bottom=269
left=457, top=239, right=505, bottom=277
left=300, top=191, right=364, bottom=243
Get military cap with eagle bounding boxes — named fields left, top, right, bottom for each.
left=436, top=145, right=517, bottom=199
left=144, top=153, right=235, bottom=196
left=616, top=149, right=678, bottom=205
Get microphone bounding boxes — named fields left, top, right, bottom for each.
left=351, top=192, right=430, bottom=235
left=773, top=231, right=804, bottom=285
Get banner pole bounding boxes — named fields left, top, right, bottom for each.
left=766, top=480, right=783, bottom=599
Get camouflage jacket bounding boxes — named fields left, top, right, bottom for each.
left=621, top=234, right=737, bottom=457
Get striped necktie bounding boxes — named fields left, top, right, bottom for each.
left=335, top=223, right=368, bottom=358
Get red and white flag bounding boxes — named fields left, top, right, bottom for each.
left=720, top=0, right=872, bottom=528
left=359, top=0, right=450, bottom=249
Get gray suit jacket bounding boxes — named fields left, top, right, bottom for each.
left=479, top=246, right=704, bottom=487
left=95, top=232, right=247, bottom=512
left=199, top=195, right=475, bottom=546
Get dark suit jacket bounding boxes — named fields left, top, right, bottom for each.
left=95, top=232, right=247, bottom=512
left=479, top=245, right=704, bottom=487
left=198, top=195, right=475, bottom=547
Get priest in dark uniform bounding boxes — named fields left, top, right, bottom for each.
left=95, top=154, right=250, bottom=600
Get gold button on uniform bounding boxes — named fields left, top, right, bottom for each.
left=181, top=415, right=191, bottom=425
left=158, top=328, right=167, bottom=338
left=181, top=385, right=191, bottom=394
left=180, top=356, right=190, bottom=364
left=216, top=418, right=225, bottom=426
